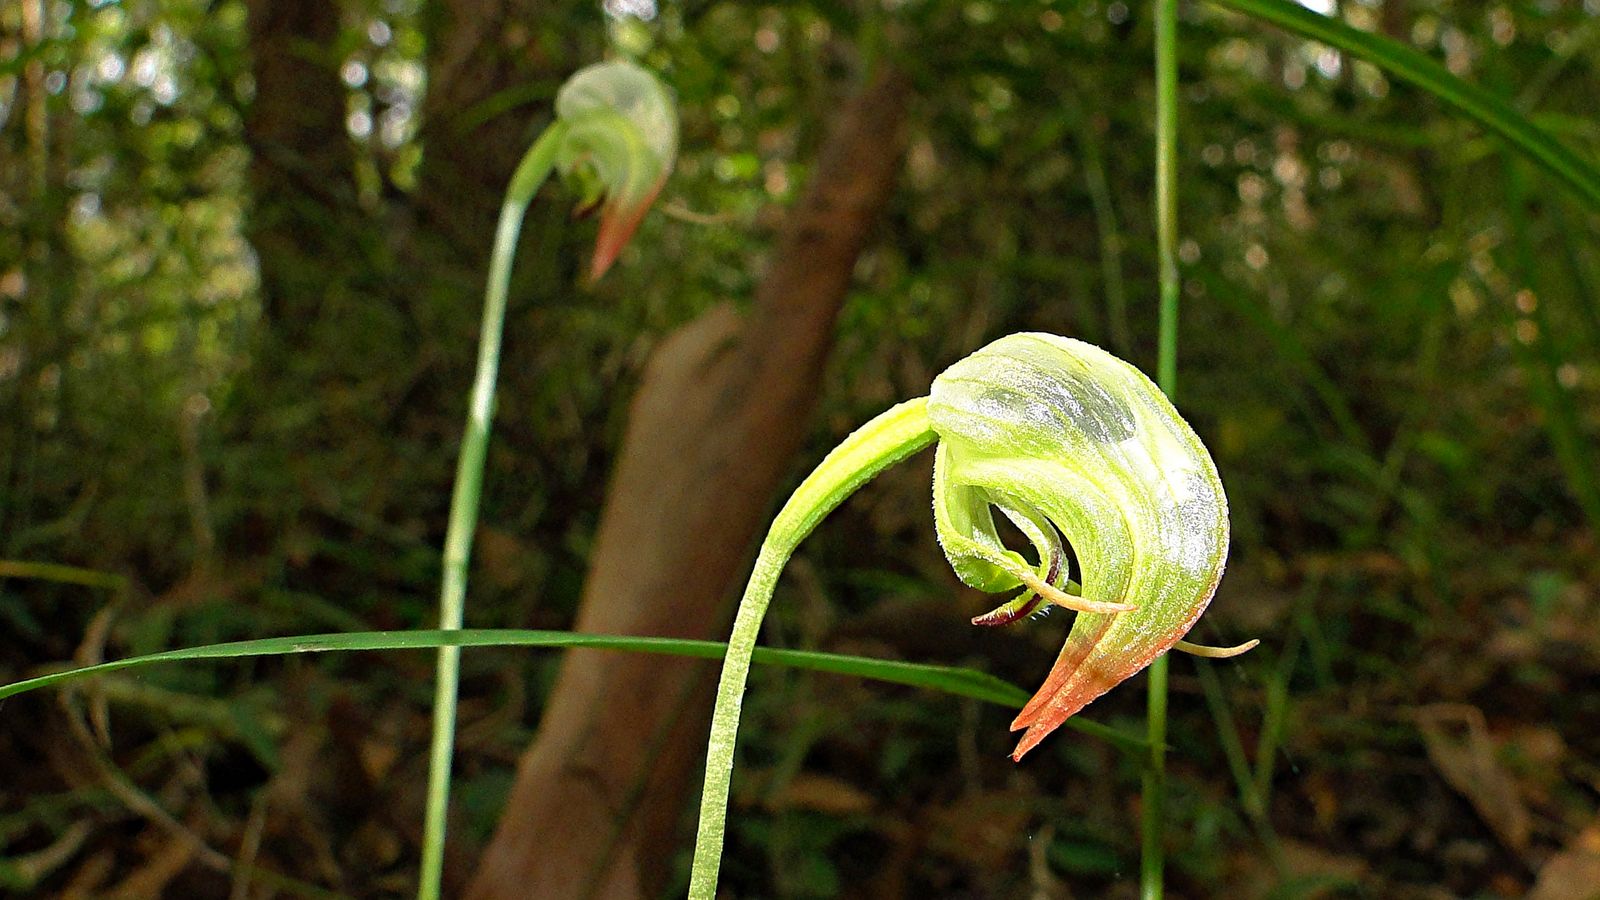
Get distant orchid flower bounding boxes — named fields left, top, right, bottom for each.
left=688, top=332, right=1255, bottom=898
left=552, top=60, right=678, bottom=280
left=421, top=57, right=677, bottom=897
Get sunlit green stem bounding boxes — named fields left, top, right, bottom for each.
left=419, top=122, right=567, bottom=900
left=689, top=399, right=937, bottom=900
left=1143, top=0, right=1180, bottom=895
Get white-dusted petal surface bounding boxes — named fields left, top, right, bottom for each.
left=928, top=333, right=1229, bottom=758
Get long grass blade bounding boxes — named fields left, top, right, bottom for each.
left=0, top=628, right=1148, bottom=752
left=1207, top=0, right=1600, bottom=213
left=0, top=560, right=128, bottom=591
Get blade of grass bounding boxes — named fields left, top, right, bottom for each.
left=1206, top=0, right=1600, bottom=213
left=1550, top=198, right=1600, bottom=353
left=1192, top=266, right=1367, bottom=451
left=1501, top=152, right=1600, bottom=529
left=0, top=628, right=1148, bottom=752
left=0, top=560, right=127, bottom=591
left=1195, top=660, right=1284, bottom=869
left=1076, top=113, right=1132, bottom=357
left=1517, top=18, right=1600, bottom=112
left=1252, top=626, right=1300, bottom=807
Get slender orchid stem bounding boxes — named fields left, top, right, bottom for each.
left=418, top=122, right=567, bottom=900
left=1143, top=0, right=1180, bottom=895
left=689, top=399, right=937, bottom=900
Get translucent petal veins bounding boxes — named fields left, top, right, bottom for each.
left=927, top=333, right=1231, bottom=760
left=555, top=61, right=678, bottom=171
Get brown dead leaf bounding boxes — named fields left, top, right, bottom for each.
left=103, top=833, right=196, bottom=899
left=1233, top=836, right=1369, bottom=899
left=1302, top=770, right=1342, bottom=833
left=1528, top=825, right=1600, bottom=900
left=1483, top=629, right=1540, bottom=665
left=1280, top=838, right=1368, bottom=893
left=923, top=790, right=1033, bottom=871
left=765, top=772, right=875, bottom=816
left=474, top=525, right=533, bottom=590
left=58, top=849, right=115, bottom=900
left=1354, top=550, right=1409, bottom=577
left=1415, top=704, right=1532, bottom=855
left=1506, top=725, right=1568, bottom=805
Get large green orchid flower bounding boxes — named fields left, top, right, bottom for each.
left=928, top=333, right=1249, bottom=758
left=688, top=332, right=1254, bottom=898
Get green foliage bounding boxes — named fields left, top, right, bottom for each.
left=3, top=0, right=1598, bottom=895
left=1210, top=0, right=1600, bottom=211
left=0, top=627, right=1061, bottom=712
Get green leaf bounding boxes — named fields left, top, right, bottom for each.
left=0, top=628, right=1146, bottom=752
left=0, top=560, right=127, bottom=592
left=1209, top=0, right=1600, bottom=212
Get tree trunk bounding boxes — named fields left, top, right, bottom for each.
left=411, top=0, right=583, bottom=253
left=242, top=0, right=353, bottom=333
left=468, top=70, right=911, bottom=900
left=230, top=0, right=557, bottom=545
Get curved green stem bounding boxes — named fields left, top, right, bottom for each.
left=418, top=122, right=567, bottom=900
left=688, top=398, right=938, bottom=900
left=1143, top=0, right=1180, bottom=894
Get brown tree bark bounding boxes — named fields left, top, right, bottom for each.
left=242, top=0, right=353, bottom=332
left=468, top=70, right=911, bottom=900
left=411, top=0, right=583, bottom=252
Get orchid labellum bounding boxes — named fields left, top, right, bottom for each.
left=688, top=332, right=1254, bottom=899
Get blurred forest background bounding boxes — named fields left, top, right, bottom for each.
left=3, top=0, right=1599, bottom=897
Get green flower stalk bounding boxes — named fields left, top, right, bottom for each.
left=420, top=58, right=675, bottom=900
left=688, top=332, right=1253, bottom=898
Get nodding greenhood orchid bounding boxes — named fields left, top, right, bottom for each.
left=927, top=333, right=1254, bottom=759
left=689, top=332, right=1255, bottom=899
left=551, top=60, right=678, bottom=281
left=422, top=57, right=678, bottom=895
